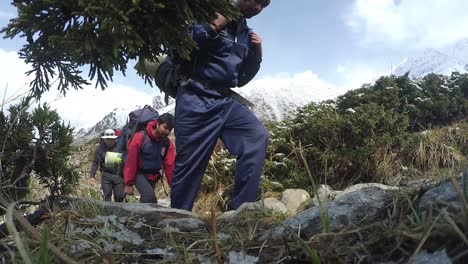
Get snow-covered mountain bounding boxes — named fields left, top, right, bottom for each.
left=238, top=73, right=344, bottom=121
left=394, top=39, right=468, bottom=78
left=73, top=95, right=175, bottom=144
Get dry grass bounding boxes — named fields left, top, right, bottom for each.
left=371, top=121, right=468, bottom=186
left=193, top=191, right=224, bottom=218
left=414, top=123, right=467, bottom=171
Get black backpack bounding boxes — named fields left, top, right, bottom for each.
left=136, top=54, right=190, bottom=105
left=155, top=56, right=185, bottom=104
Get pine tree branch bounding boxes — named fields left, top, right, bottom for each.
left=1, top=0, right=239, bottom=99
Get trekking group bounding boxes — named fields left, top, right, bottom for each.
left=89, top=0, right=272, bottom=212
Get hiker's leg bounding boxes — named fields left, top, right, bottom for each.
left=171, top=85, right=226, bottom=211
left=220, top=100, right=269, bottom=210
left=150, top=179, right=158, bottom=204
left=112, top=175, right=125, bottom=202
left=101, top=172, right=113, bottom=202
left=134, top=174, right=156, bottom=203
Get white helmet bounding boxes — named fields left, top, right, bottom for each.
left=101, top=129, right=117, bottom=139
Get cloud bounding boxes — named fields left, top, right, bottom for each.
left=39, top=85, right=155, bottom=129
left=347, top=0, right=468, bottom=48
left=0, top=49, right=33, bottom=104
left=336, top=63, right=388, bottom=89
left=0, top=48, right=156, bottom=129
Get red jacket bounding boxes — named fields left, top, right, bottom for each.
left=123, top=120, right=175, bottom=187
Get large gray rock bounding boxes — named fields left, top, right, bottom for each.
left=267, top=187, right=395, bottom=240
left=334, top=183, right=399, bottom=200
left=59, top=197, right=199, bottom=226
left=281, top=189, right=311, bottom=215
left=419, top=176, right=465, bottom=213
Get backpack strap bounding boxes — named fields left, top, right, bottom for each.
left=162, top=138, right=170, bottom=162
left=137, top=130, right=148, bottom=169
left=160, top=138, right=171, bottom=196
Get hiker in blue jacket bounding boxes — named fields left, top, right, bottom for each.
left=171, top=0, right=271, bottom=211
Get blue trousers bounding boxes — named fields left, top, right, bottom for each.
left=170, top=82, right=269, bottom=211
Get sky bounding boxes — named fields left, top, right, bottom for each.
left=1, top=0, right=468, bottom=129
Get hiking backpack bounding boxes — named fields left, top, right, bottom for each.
left=117, top=105, right=160, bottom=161
left=117, top=105, right=171, bottom=173
left=136, top=53, right=190, bottom=105
left=154, top=56, right=184, bottom=104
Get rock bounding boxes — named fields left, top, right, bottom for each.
left=218, top=202, right=263, bottom=223
left=227, top=251, right=259, bottom=264
left=261, top=197, right=287, bottom=214
left=158, top=198, right=171, bottom=208
left=64, top=242, right=91, bottom=256
left=281, top=189, right=311, bottom=215
left=218, top=198, right=288, bottom=223
left=145, top=248, right=176, bottom=260
left=309, top=184, right=334, bottom=207
left=266, top=187, right=395, bottom=240
left=419, top=176, right=465, bottom=213
left=70, top=215, right=145, bottom=250
left=72, top=160, right=81, bottom=168
left=334, top=183, right=399, bottom=200
left=157, top=218, right=206, bottom=232
left=197, top=255, right=215, bottom=264
left=216, top=233, right=231, bottom=242
left=410, top=249, right=452, bottom=264
left=264, top=191, right=282, bottom=200
left=58, top=197, right=199, bottom=227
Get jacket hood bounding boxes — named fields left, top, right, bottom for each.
left=145, top=120, right=165, bottom=141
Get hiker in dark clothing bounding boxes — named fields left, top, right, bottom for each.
left=171, top=0, right=271, bottom=211
left=89, top=129, right=125, bottom=202
left=123, top=113, right=175, bottom=203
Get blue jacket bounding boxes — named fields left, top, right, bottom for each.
left=188, top=19, right=261, bottom=88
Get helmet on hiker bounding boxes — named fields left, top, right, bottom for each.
left=101, top=129, right=118, bottom=139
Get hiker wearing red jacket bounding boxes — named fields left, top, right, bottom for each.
left=123, top=113, right=175, bottom=203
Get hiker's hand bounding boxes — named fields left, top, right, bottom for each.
left=88, top=178, right=96, bottom=186
left=125, top=186, right=134, bottom=196
left=250, top=32, right=262, bottom=61
left=211, top=13, right=229, bottom=31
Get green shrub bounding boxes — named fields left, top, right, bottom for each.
left=263, top=74, right=468, bottom=190
left=0, top=100, right=78, bottom=209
